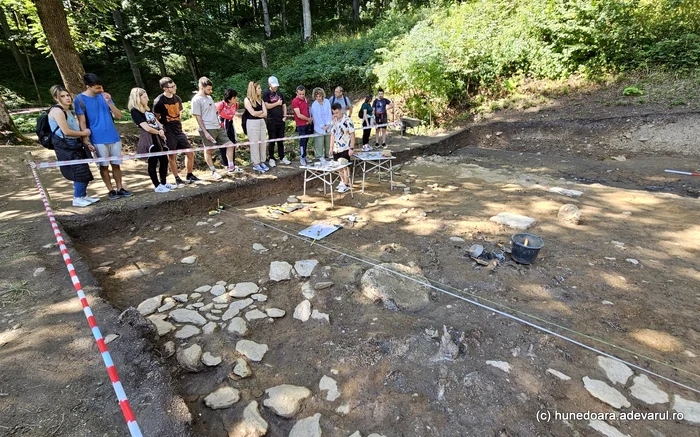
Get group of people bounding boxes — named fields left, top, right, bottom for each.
left=47, top=73, right=393, bottom=206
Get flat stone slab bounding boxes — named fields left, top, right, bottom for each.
left=229, top=298, right=254, bottom=312
left=672, top=394, right=700, bottom=424
left=319, top=375, right=340, bottom=401
left=301, top=282, right=316, bottom=299
left=361, top=263, right=431, bottom=312
left=311, top=309, right=330, bottom=323
left=228, top=401, right=268, bottom=437
left=263, top=384, right=312, bottom=418
left=230, top=282, right=259, bottom=298
left=486, top=360, right=511, bottom=373
left=158, top=301, right=176, bottom=313
left=549, top=187, right=584, bottom=197
left=629, top=374, right=668, bottom=404
left=597, top=356, right=633, bottom=385
left=176, top=344, right=202, bottom=372
left=137, top=295, right=163, bottom=316
left=266, top=308, right=286, bottom=318
left=222, top=307, right=241, bottom=321
left=233, top=358, right=252, bottom=378
left=269, top=261, right=293, bottom=281
left=170, top=309, right=207, bottom=326
left=289, top=413, right=321, bottom=437
left=201, top=352, right=222, bottom=367
left=194, top=285, right=212, bottom=293
left=294, top=259, right=319, bottom=277
left=251, top=293, right=267, bottom=302
left=314, top=281, right=334, bottom=290
left=204, top=386, right=240, bottom=409
left=212, top=295, right=230, bottom=304
left=236, top=339, right=268, bottom=361
left=148, top=315, right=175, bottom=336
left=449, top=236, right=465, bottom=242
left=588, top=420, right=630, bottom=437
left=181, top=256, right=198, bottom=264
left=294, top=300, right=312, bottom=321
left=210, top=284, right=226, bottom=296
left=227, top=317, right=248, bottom=336
left=172, top=294, right=188, bottom=303
left=546, top=368, right=571, bottom=381
left=489, top=212, right=537, bottom=230
left=245, top=309, right=267, bottom=321
left=174, top=325, right=201, bottom=339
left=202, top=321, right=217, bottom=334
left=582, top=376, right=630, bottom=409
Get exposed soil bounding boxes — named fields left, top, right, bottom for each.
left=1, top=91, right=699, bottom=437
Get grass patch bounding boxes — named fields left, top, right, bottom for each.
left=0, top=281, right=32, bottom=302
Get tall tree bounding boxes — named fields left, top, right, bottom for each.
left=111, top=7, right=145, bottom=89
left=32, top=0, right=85, bottom=96
left=301, top=0, right=311, bottom=41
left=261, top=0, right=271, bottom=38
left=352, top=0, right=359, bottom=23
left=0, top=94, right=21, bottom=144
left=0, top=9, right=28, bottom=77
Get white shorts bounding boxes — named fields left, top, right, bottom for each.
left=93, top=141, right=123, bottom=167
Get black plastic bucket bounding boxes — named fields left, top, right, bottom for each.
left=511, top=233, right=544, bottom=264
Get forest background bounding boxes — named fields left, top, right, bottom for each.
left=0, top=0, right=699, bottom=137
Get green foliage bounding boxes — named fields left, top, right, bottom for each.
left=622, top=86, right=644, bottom=96
left=11, top=112, right=39, bottom=134
left=0, top=86, right=29, bottom=110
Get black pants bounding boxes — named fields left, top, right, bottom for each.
left=148, top=155, right=169, bottom=188
left=267, top=118, right=285, bottom=160
left=362, top=121, right=371, bottom=145
left=219, top=118, right=237, bottom=167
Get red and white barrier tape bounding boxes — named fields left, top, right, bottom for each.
left=28, top=162, right=143, bottom=437
left=35, top=121, right=404, bottom=169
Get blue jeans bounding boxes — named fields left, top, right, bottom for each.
left=74, top=181, right=88, bottom=198
left=297, top=126, right=310, bottom=158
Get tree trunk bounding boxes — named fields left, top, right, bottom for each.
left=261, top=49, right=268, bottom=68
left=352, top=0, right=359, bottom=23
left=301, top=0, right=311, bottom=41
left=0, top=94, right=22, bottom=145
left=281, top=0, right=286, bottom=35
left=186, top=54, right=199, bottom=82
left=261, top=0, right=271, bottom=38
left=157, top=55, right=167, bottom=77
left=111, top=8, right=145, bottom=90
left=33, top=0, right=85, bottom=96
left=0, top=9, right=28, bottom=78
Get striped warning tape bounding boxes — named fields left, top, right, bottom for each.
left=28, top=161, right=143, bottom=437
left=35, top=121, right=404, bottom=169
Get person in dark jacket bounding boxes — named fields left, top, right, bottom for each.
left=47, top=85, right=96, bottom=207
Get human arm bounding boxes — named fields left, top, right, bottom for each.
left=348, top=121, right=356, bottom=155
left=293, top=107, right=312, bottom=122
left=102, top=92, right=122, bottom=119
left=50, top=108, right=91, bottom=138
left=192, top=98, right=215, bottom=142
left=244, top=98, right=266, bottom=118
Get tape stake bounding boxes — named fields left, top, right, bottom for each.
left=28, top=163, right=143, bottom=436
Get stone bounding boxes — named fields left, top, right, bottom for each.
left=199, top=303, right=213, bottom=312
left=597, top=356, right=633, bottom=385
left=626, top=258, right=639, bottom=265
left=176, top=344, right=202, bottom=372
left=148, top=315, right=176, bottom=336
left=546, top=369, right=571, bottom=381
left=163, top=341, right=175, bottom=358
left=202, top=352, right=222, bottom=367
left=172, top=294, right=188, bottom=303
left=192, top=302, right=204, bottom=308
left=558, top=204, right=581, bottom=225
left=602, top=300, right=614, bottom=305
left=213, top=294, right=230, bottom=304
left=582, top=377, right=631, bottom=409
left=245, top=309, right=267, bottom=321
left=265, top=308, right=285, bottom=318
left=361, top=263, right=431, bottom=312
left=137, top=295, right=164, bottom=316
left=233, top=358, right=252, bottom=378
left=158, top=301, right=177, bottom=312
left=205, top=314, right=221, bottom=322
left=629, top=374, right=668, bottom=404
left=319, top=375, right=340, bottom=401
left=204, top=386, right=240, bottom=409
left=214, top=303, right=229, bottom=309
left=230, top=282, right=260, bottom=298
left=33, top=267, right=46, bottom=277
left=176, top=244, right=191, bottom=251
left=336, top=404, right=351, bottom=415
left=348, top=432, right=361, bottom=437
left=196, top=221, right=208, bottom=226
left=314, top=281, right=334, bottom=290
left=468, top=244, right=484, bottom=258
left=181, top=256, right=198, bottom=264
left=269, top=261, right=293, bottom=281
left=222, top=307, right=241, bottom=321
left=684, top=350, right=697, bottom=358
left=263, top=384, right=312, bottom=418
left=253, top=243, right=268, bottom=252
left=213, top=222, right=223, bottom=228
left=588, top=421, right=630, bottom=437
left=236, top=339, right=268, bottom=362
left=289, top=414, right=322, bottom=437
left=549, top=187, right=584, bottom=198
left=301, top=282, right=316, bottom=299
left=489, top=212, right=537, bottom=230
left=294, top=259, right=319, bottom=277
left=449, top=236, right=465, bottom=242
left=311, top=309, right=330, bottom=323
left=170, top=309, right=207, bottom=326
left=367, top=435, right=388, bottom=437
left=210, top=309, right=222, bottom=314
left=202, top=321, right=217, bottom=334
left=175, top=325, right=201, bottom=339
left=210, top=284, right=226, bottom=296
left=251, top=294, right=267, bottom=302
left=104, top=334, right=119, bottom=344
left=227, top=318, right=248, bottom=336
left=486, top=360, right=511, bottom=373
left=190, top=292, right=202, bottom=299
left=672, top=394, right=700, bottom=424
left=228, top=401, right=268, bottom=437
left=229, top=298, right=254, bottom=312
left=294, top=300, right=312, bottom=321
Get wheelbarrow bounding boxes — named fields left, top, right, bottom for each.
left=400, top=117, right=422, bottom=136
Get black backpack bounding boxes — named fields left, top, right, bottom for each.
left=36, top=105, right=66, bottom=150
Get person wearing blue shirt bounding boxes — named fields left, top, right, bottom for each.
left=74, top=73, right=133, bottom=200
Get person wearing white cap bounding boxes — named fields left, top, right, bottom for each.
left=263, top=76, right=289, bottom=167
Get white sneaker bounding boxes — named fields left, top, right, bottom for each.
left=227, top=166, right=243, bottom=174
left=362, top=144, right=371, bottom=152
left=281, top=157, right=291, bottom=165
left=268, top=158, right=276, bottom=168
left=154, top=184, right=170, bottom=193
left=72, top=197, right=92, bottom=207
left=337, top=183, right=349, bottom=193
left=164, top=183, right=178, bottom=190
left=211, top=171, right=222, bottom=180
left=83, top=196, right=100, bottom=203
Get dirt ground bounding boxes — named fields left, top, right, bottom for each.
left=1, top=90, right=699, bottom=437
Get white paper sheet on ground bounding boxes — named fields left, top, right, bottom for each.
left=299, top=223, right=342, bottom=240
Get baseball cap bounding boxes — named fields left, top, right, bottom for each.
left=268, top=76, right=280, bottom=87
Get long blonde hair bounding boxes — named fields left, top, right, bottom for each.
left=246, top=81, right=261, bottom=105
left=127, top=87, right=148, bottom=113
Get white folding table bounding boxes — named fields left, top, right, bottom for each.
left=351, top=151, right=395, bottom=193
left=301, top=161, right=353, bottom=208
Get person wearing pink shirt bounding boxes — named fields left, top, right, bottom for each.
left=215, top=88, right=243, bottom=173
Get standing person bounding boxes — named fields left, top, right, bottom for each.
left=291, top=85, right=313, bottom=166
left=262, top=76, right=289, bottom=167
left=243, top=81, right=269, bottom=173
left=153, top=77, right=197, bottom=185
left=215, top=88, right=243, bottom=173
left=74, top=73, right=133, bottom=200
left=47, top=85, right=96, bottom=207
left=372, top=88, right=392, bottom=148
left=192, top=77, right=235, bottom=179
left=309, top=87, right=332, bottom=162
left=329, top=102, right=355, bottom=193
left=359, top=94, right=374, bottom=151
left=329, top=86, right=352, bottom=118
left=128, top=87, right=175, bottom=193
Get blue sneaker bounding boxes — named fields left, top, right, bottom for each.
left=253, top=164, right=264, bottom=173
left=260, top=163, right=270, bottom=171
